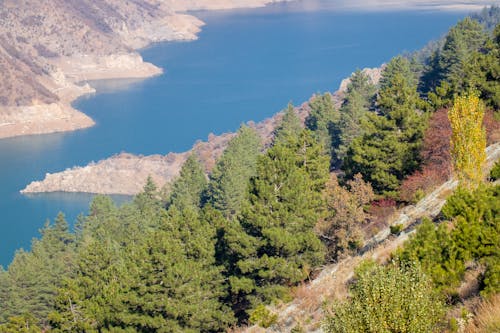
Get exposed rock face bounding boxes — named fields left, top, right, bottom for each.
left=53, top=53, right=163, bottom=82
left=20, top=105, right=293, bottom=195
left=0, top=103, right=95, bottom=139
left=23, top=153, right=187, bottom=195
left=337, top=67, right=383, bottom=94
left=21, top=68, right=383, bottom=195
left=0, top=0, right=287, bottom=139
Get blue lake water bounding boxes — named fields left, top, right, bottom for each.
left=0, top=3, right=465, bottom=267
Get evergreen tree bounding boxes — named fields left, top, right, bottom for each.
left=207, top=126, right=262, bottom=219
left=343, top=57, right=426, bottom=196
left=229, top=129, right=329, bottom=315
left=335, top=70, right=376, bottom=162
left=463, top=24, right=500, bottom=111
left=343, top=114, right=405, bottom=195
left=133, top=176, right=164, bottom=228
left=0, top=213, right=75, bottom=326
left=167, top=154, right=207, bottom=211
left=305, top=93, right=339, bottom=165
left=347, top=69, right=378, bottom=103
left=121, top=207, right=235, bottom=332
left=419, top=49, right=443, bottom=96
left=397, top=219, right=463, bottom=292
left=274, top=103, right=302, bottom=144
left=51, top=202, right=233, bottom=332
left=81, top=195, right=137, bottom=243
left=0, top=314, right=43, bottom=333
left=398, top=185, right=500, bottom=296
left=379, top=56, right=418, bottom=92
left=134, top=176, right=159, bottom=209
left=50, top=235, right=132, bottom=332
left=379, top=57, right=426, bottom=176
left=50, top=197, right=152, bottom=331
left=424, top=17, right=487, bottom=107
left=438, top=17, right=486, bottom=92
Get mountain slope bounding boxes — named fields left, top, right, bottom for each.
left=0, top=0, right=285, bottom=139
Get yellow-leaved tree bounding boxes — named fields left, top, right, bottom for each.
left=448, top=91, right=487, bottom=188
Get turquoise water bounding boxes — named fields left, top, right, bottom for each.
left=0, top=3, right=464, bottom=267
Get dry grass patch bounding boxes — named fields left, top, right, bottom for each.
left=458, top=264, right=486, bottom=300
left=465, top=293, right=500, bottom=333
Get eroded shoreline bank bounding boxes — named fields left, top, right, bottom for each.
left=0, top=1, right=289, bottom=139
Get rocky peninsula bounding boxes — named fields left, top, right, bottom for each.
left=21, top=104, right=295, bottom=195
left=0, top=0, right=290, bottom=139
left=21, top=68, right=382, bottom=195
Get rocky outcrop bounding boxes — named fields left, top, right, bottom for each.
left=20, top=107, right=288, bottom=195
left=0, top=103, right=95, bottom=139
left=0, top=0, right=289, bottom=139
left=22, top=153, right=188, bottom=195
left=53, top=53, right=163, bottom=82
left=337, top=67, right=383, bottom=94
left=21, top=68, right=383, bottom=195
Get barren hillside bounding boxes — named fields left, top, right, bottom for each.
left=0, top=0, right=287, bottom=138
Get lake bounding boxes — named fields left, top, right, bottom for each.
left=0, top=2, right=465, bottom=267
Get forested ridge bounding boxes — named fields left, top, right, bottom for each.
left=1, top=6, right=500, bottom=332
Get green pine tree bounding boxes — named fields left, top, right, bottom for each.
left=343, top=57, right=426, bottom=196
left=207, top=125, right=262, bottom=219
left=228, top=129, right=329, bottom=315
left=305, top=93, right=339, bottom=165
left=121, top=207, right=235, bottom=332
left=167, top=154, right=208, bottom=211
left=463, top=23, right=500, bottom=111
left=438, top=18, right=486, bottom=92
left=0, top=213, right=75, bottom=326
left=335, top=70, right=377, bottom=162
left=274, top=103, right=303, bottom=144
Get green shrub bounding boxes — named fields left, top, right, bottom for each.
left=398, top=185, right=499, bottom=296
left=415, top=188, right=425, bottom=202
left=323, top=263, right=445, bottom=333
left=490, top=160, right=500, bottom=180
left=249, top=304, right=278, bottom=328
left=449, top=317, right=459, bottom=332
left=482, top=255, right=500, bottom=296
left=390, top=223, right=403, bottom=235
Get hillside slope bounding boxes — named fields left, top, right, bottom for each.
left=241, top=142, right=500, bottom=333
left=0, top=0, right=287, bottom=139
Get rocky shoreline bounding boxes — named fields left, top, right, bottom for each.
left=0, top=51, right=166, bottom=139
left=20, top=107, right=296, bottom=195
left=0, top=103, right=95, bottom=139
left=21, top=67, right=382, bottom=195
left=0, top=0, right=289, bottom=139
